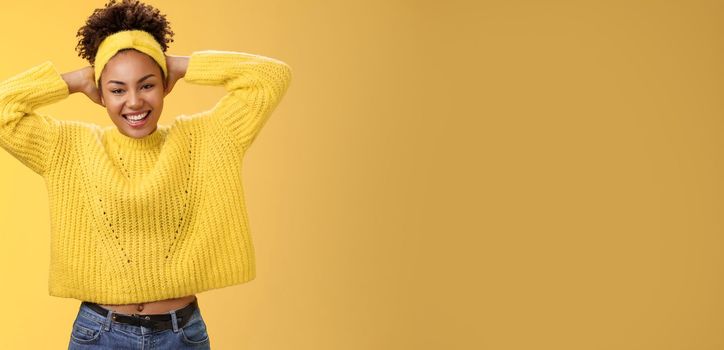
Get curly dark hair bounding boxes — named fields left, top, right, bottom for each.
left=75, top=0, right=174, bottom=66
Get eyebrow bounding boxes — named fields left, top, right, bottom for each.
left=106, top=74, right=156, bottom=85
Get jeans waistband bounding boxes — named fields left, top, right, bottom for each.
left=80, top=298, right=198, bottom=332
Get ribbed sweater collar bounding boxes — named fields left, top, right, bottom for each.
left=107, top=125, right=167, bottom=149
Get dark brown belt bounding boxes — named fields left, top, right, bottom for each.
left=82, top=298, right=198, bottom=331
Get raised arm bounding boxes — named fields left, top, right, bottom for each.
left=0, top=62, right=69, bottom=175
left=182, top=50, right=292, bottom=153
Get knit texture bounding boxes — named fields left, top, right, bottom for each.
left=0, top=50, right=291, bottom=304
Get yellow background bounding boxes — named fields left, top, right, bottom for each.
left=0, top=0, right=722, bottom=349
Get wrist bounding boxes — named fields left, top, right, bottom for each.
left=61, top=67, right=94, bottom=94
left=168, top=55, right=189, bottom=78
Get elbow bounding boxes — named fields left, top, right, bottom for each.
left=272, top=61, right=292, bottom=95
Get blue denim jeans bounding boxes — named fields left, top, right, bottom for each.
left=68, top=301, right=211, bottom=349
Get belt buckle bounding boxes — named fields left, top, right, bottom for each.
left=114, top=313, right=154, bottom=328
left=138, top=314, right=167, bottom=330
left=132, top=314, right=153, bottom=324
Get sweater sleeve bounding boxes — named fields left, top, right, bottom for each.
left=183, top=50, right=292, bottom=153
left=0, top=61, right=68, bottom=175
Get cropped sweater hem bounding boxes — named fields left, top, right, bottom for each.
left=49, top=268, right=256, bottom=304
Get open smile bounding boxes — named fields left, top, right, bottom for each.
left=122, top=111, right=151, bottom=127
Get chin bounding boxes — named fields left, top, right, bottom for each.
left=129, top=125, right=158, bottom=138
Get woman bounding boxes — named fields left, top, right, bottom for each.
left=0, top=0, right=291, bottom=348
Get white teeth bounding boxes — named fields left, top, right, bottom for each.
left=125, top=112, right=149, bottom=121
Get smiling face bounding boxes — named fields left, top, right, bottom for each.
left=99, top=49, right=165, bottom=139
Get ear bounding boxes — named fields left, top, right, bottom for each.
left=99, top=89, right=105, bottom=107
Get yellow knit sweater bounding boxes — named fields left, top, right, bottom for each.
left=0, top=50, right=291, bottom=304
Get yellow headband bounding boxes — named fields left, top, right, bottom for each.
left=94, top=30, right=167, bottom=85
